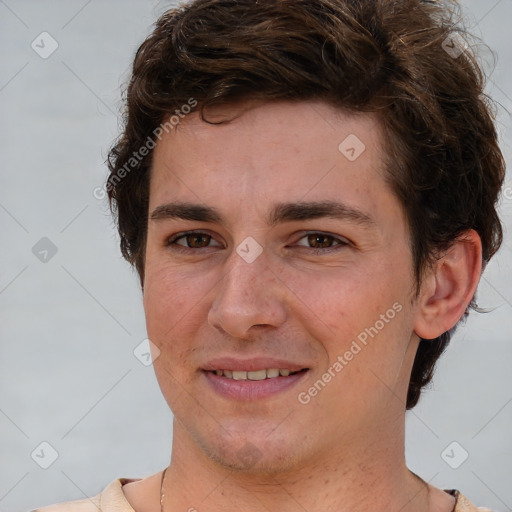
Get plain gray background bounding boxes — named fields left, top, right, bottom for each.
left=0, top=1, right=511, bottom=511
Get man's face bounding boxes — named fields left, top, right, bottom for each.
left=144, top=100, right=420, bottom=473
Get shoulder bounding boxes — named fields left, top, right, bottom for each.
left=30, top=497, right=100, bottom=512
left=30, top=477, right=140, bottom=512
left=449, top=489, right=495, bottom=512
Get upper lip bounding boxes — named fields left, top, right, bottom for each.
left=202, top=357, right=309, bottom=372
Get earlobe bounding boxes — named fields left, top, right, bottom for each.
left=414, top=230, right=482, bottom=340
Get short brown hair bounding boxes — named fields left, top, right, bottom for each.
left=107, top=0, right=505, bottom=409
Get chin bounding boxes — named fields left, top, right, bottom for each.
left=195, top=427, right=307, bottom=475
left=207, top=445, right=303, bottom=476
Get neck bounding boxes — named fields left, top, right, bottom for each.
left=161, top=418, right=432, bottom=512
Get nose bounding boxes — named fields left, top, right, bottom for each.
left=207, top=247, right=288, bottom=339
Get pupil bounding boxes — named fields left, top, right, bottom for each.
left=310, top=234, right=330, bottom=248
left=190, top=234, right=209, bottom=247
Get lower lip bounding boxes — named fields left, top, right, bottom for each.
left=203, top=370, right=309, bottom=401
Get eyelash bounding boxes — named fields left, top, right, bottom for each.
left=165, top=230, right=350, bottom=254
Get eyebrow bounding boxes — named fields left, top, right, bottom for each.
left=150, top=200, right=375, bottom=228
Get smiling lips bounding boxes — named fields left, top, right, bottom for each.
left=212, top=368, right=303, bottom=380
left=202, top=359, right=310, bottom=400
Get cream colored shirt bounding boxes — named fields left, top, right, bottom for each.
left=32, top=477, right=494, bottom=512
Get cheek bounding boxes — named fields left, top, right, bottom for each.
left=279, top=261, right=396, bottom=345
left=143, top=261, right=204, bottom=349
left=144, top=266, right=204, bottom=401
left=296, top=261, right=410, bottom=370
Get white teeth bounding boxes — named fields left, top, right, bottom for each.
left=212, top=368, right=301, bottom=380
left=247, top=370, right=267, bottom=380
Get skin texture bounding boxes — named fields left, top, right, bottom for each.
left=123, top=100, right=481, bottom=512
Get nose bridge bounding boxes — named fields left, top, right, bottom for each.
left=208, top=244, right=287, bottom=336
left=225, top=253, right=265, bottom=302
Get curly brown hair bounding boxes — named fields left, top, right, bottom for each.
left=107, top=0, right=505, bottom=409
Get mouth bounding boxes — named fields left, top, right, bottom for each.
left=207, top=368, right=308, bottom=380
left=202, top=365, right=310, bottom=401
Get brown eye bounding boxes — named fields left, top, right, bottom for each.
left=167, top=231, right=222, bottom=251
left=295, top=232, right=349, bottom=250
left=180, top=233, right=211, bottom=248
left=307, top=234, right=334, bottom=249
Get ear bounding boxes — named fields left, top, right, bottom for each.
left=413, top=230, right=482, bottom=340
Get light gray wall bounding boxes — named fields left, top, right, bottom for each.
left=0, top=1, right=510, bottom=511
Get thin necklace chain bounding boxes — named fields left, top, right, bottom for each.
left=160, top=467, right=168, bottom=512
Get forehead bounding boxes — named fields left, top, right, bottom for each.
left=149, top=100, right=394, bottom=226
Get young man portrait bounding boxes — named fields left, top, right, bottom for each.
left=31, top=0, right=507, bottom=510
